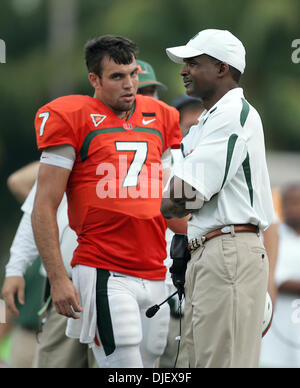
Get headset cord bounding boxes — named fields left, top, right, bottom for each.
left=173, top=297, right=183, bottom=368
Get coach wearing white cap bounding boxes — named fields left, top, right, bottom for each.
left=162, top=29, right=275, bottom=368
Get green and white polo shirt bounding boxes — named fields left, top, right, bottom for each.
left=172, top=87, right=275, bottom=239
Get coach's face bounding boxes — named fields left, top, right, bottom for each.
left=89, top=55, right=139, bottom=116
left=180, top=54, right=219, bottom=100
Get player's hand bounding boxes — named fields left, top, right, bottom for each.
left=50, top=276, right=83, bottom=319
left=2, top=276, right=25, bottom=317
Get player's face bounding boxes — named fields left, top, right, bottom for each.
left=180, top=55, right=219, bottom=100
left=90, top=56, right=139, bottom=115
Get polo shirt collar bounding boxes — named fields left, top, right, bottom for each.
left=200, top=87, right=244, bottom=120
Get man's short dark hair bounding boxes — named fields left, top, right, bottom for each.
left=229, top=65, right=241, bottom=84
left=208, top=55, right=241, bottom=84
left=85, top=35, right=138, bottom=77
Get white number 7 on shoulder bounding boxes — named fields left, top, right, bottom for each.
left=39, top=112, right=50, bottom=136
left=116, top=141, right=148, bottom=187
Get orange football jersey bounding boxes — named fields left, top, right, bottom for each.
left=35, top=94, right=182, bottom=280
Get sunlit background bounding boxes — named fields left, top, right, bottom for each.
left=0, top=0, right=300, bottom=276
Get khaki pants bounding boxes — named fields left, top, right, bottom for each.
left=10, top=327, right=37, bottom=368
left=33, top=305, right=97, bottom=368
left=184, top=232, right=268, bottom=368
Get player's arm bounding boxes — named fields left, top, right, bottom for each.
left=161, top=149, right=189, bottom=231
left=7, top=161, right=40, bottom=203
left=2, top=210, right=39, bottom=316
left=167, top=216, right=189, bottom=234
left=31, top=157, right=82, bottom=319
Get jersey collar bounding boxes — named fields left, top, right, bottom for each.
left=92, top=96, right=137, bottom=123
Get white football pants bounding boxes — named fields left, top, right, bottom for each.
left=92, top=269, right=170, bottom=368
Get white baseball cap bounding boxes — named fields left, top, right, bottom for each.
left=166, top=29, right=246, bottom=74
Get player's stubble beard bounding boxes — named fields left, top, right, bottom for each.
left=110, top=99, right=135, bottom=118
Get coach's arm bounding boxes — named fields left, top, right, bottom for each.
left=31, top=163, right=82, bottom=319
left=161, top=175, right=200, bottom=219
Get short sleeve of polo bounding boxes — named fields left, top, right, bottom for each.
left=35, top=105, right=77, bottom=152
left=173, top=110, right=248, bottom=201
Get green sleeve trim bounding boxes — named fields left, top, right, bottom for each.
left=180, top=143, right=185, bottom=158
left=221, top=134, right=238, bottom=190
left=242, top=153, right=254, bottom=206
left=240, top=98, right=250, bottom=127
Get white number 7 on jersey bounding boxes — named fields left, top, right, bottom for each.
left=39, top=112, right=50, bottom=136
left=116, top=141, right=148, bottom=187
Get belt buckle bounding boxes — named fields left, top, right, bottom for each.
left=189, top=237, right=202, bottom=251
left=200, top=236, right=206, bottom=244
left=221, top=226, right=231, bottom=234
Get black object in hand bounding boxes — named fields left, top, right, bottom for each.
left=170, top=234, right=191, bottom=300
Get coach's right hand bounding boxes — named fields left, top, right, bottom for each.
left=2, top=276, right=25, bottom=317
left=50, top=275, right=83, bottom=319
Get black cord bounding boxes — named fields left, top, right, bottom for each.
left=173, top=297, right=183, bottom=368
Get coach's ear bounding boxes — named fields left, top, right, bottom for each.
left=216, top=62, right=230, bottom=79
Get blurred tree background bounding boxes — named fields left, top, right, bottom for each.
left=0, top=0, right=299, bottom=271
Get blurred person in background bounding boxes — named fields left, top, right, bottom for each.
left=2, top=167, right=97, bottom=368
left=263, top=216, right=279, bottom=304
left=7, top=162, right=39, bottom=203
left=0, top=170, right=45, bottom=368
left=260, top=183, right=300, bottom=368
left=136, top=59, right=167, bottom=99
left=171, top=95, right=205, bottom=138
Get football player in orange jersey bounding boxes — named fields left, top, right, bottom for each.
left=31, top=35, right=182, bottom=368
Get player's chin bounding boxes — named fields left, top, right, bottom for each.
left=117, top=100, right=135, bottom=112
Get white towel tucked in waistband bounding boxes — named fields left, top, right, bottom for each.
left=66, top=265, right=97, bottom=344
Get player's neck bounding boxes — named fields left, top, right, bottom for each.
left=94, top=94, right=132, bottom=120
